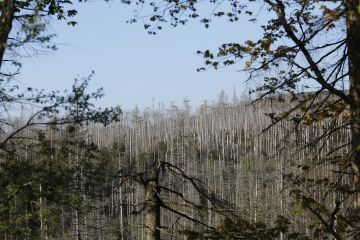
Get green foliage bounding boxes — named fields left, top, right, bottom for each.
left=184, top=215, right=310, bottom=240
left=0, top=77, right=122, bottom=238
left=0, top=154, right=68, bottom=238
left=2, top=0, right=80, bottom=62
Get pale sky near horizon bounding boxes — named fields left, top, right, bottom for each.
left=16, top=1, right=263, bottom=111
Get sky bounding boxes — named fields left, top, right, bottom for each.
left=16, top=1, right=263, bottom=111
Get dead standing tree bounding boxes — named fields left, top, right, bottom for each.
left=120, top=142, right=234, bottom=240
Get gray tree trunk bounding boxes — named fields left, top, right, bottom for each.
left=144, top=171, right=161, bottom=240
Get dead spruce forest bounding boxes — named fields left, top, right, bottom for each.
left=0, top=92, right=353, bottom=240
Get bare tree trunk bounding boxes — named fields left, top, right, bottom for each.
left=346, top=0, right=360, bottom=215
left=144, top=171, right=161, bottom=240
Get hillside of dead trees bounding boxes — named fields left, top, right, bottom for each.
left=0, top=92, right=352, bottom=239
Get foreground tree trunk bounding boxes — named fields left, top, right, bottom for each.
left=0, top=0, right=15, bottom=69
left=346, top=0, right=360, bottom=215
left=144, top=170, right=161, bottom=240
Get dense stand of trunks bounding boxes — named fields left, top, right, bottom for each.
left=0, top=94, right=351, bottom=239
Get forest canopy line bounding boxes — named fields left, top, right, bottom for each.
left=1, top=0, right=360, bottom=239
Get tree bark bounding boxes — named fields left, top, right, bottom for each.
left=0, top=0, right=15, bottom=69
left=346, top=0, right=360, bottom=216
left=144, top=172, right=161, bottom=240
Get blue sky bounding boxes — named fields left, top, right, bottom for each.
left=16, top=1, right=262, bottom=110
